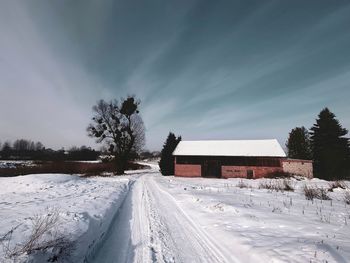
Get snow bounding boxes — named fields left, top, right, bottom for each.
left=0, top=173, right=132, bottom=262
left=0, top=160, right=37, bottom=169
left=154, top=176, right=350, bottom=262
left=1, top=164, right=350, bottom=262
left=69, top=160, right=102, bottom=163
left=173, top=139, right=287, bottom=157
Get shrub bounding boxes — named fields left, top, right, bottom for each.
left=303, top=185, right=319, bottom=200
left=304, top=185, right=331, bottom=201
left=319, top=188, right=332, bottom=200
left=259, top=179, right=294, bottom=192
left=328, top=181, right=347, bottom=192
left=1, top=207, right=74, bottom=261
left=236, top=180, right=249, bottom=188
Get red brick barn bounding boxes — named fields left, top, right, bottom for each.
left=173, top=139, right=313, bottom=179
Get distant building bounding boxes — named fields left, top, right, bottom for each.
left=173, top=139, right=313, bottom=179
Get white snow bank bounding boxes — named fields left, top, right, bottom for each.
left=0, top=173, right=132, bottom=262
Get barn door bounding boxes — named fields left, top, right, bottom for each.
left=247, top=170, right=254, bottom=179
left=203, top=160, right=221, bottom=178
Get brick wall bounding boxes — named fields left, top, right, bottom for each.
left=175, top=164, right=201, bottom=177
left=221, top=166, right=283, bottom=179
left=282, top=159, right=313, bottom=178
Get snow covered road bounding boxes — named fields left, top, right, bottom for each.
left=91, top=173, right=238, bottom=263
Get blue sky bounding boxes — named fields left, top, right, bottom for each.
left=0, top=0, right=350, bottom=150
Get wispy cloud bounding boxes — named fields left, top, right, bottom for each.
left=0, top=0, right=349, bottom=150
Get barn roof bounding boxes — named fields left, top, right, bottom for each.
left=172, top=139, right=286, bottom=157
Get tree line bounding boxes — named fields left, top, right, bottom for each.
left=286, top=108, right=350, bottom=180
left=0, top=139, right=99, bottom=161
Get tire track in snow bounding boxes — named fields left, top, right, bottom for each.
left=90, top=173, right=239, bottom=262
left=89, top=174, right=171, bottom=263
left=142, top=180, right=178, bottom=263
left=144, top=175, right=236, bottom=263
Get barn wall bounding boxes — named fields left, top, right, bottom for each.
left=175, top=164, right=201, bottom=177
left=282, top=160, right=313, bottom=178
left=221, top=166, right=283, bottom=179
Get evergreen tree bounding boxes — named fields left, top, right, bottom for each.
left=159, top=132, right=181, bottom=175
left=310, top=108, right=350, bottom=180
left=286, top=126, right=312, bottom=159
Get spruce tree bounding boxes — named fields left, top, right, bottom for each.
left=286, top=126, right=312, bottom=160
left=159, top=132, right=181, bottom=175
left=310, top=108, right=350, bottom=180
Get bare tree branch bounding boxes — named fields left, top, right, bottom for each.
left=87, top=96, right=145, bottom=174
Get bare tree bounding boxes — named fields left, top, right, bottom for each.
left=87, top=96, right=145, bottom=174
left=35, top=141, right=44, bottom=151
left=13, top=139, right=30, bottom=151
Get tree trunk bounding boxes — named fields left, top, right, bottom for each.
left=115, top=155, right=126, bottom=175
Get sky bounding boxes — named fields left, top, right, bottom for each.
left=0, top=0, right=350, bottom=151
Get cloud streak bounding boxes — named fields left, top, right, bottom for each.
left=0, top=0, right=349, bottom=150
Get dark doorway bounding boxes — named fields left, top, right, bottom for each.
left=203, top=160, right=221, bottom=178
left=247, top=170, right=254, bottom=179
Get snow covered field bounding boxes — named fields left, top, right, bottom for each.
left=1, top=164, right=350, bottom=262
left=154, top=177, right=350, bottom=263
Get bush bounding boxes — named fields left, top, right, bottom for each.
left=236, top=180, right=249, bottom=188
left=319, top=188, right=332, bottom=200
left=328, top=181, right=347, bottom=192
left=259, top=179, right=294, bottom=192
left=303, top=186, right=319, bottom=200
left=1, top=207, right=74, bottom=261
left=303, top=185, right=331, bottom=201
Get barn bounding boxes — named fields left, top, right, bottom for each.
left=173, top=139, right=313, bottom=179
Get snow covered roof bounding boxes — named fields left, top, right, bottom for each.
left=173, top=139, right=286, bottom=157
